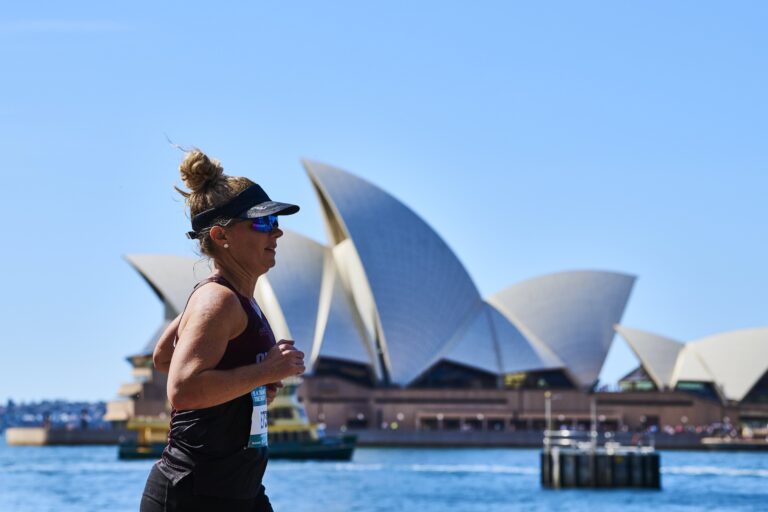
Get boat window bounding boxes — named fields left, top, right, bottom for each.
left=271, top=407, right=293, bottom=420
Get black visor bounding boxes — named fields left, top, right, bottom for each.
left=186, top=184, right=299, bottom=239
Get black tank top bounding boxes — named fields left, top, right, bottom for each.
left=157, top=276, right=276, bottom=499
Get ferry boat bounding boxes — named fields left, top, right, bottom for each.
left=118, top=380, right=356, bottom=461
left=117, top=416, right=168, bottom=460
left=264, top=382, right=356, bottom=460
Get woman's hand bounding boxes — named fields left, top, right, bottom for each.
left=261, top=340, right=305, bottom=383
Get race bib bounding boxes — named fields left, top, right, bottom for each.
left=248, top=386, right=269, bottom=448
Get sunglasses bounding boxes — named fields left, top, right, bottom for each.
left=249, top=214, right=279, bottom=233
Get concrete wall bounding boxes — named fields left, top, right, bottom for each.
left=5, top=427, right=48, bottom=445
left=299, top=375, right=764, bottom=433
left=5, top=427, right=129, bottom=445
left=336, top=429, right=707, bottom=449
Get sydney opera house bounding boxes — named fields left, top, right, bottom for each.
left=106, top=161, right=768, bottom=441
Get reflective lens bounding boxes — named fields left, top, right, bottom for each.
left=251, top=215, right=279, bottom=233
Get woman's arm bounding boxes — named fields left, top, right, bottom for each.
left=167, top=286, right=305, bottom=411
left=153, top=314, right=182, bottom=373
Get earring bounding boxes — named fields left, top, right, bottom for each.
left=224, top=243, right=230, bottom=249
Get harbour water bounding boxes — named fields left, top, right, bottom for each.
left=1, top=437, right=767, bottom=511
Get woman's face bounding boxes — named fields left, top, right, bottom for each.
left=224, top=219, right=283, bottom=276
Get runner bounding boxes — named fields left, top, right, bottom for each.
left=140, top=149, right=305, bottom=511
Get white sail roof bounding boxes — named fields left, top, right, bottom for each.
left=125, top=254, right=201, bottom=317
left=126, top=160, right=768, bottom=404
left=304, top=160, right=482, bottom=385
left=617, top=325, right=768, bottom=402
left=686, top=327, right=768, bottom=402
left=441, top=303, right=502, bottom=374
left=489, top=270, right=635, bottom=388
left=488, top=304, right=564, bottom=374
left=615, top=326, right=683, bottom=390
left=314, top=259, right=376, bottom=368
left=672, top=346, right=715, bottom=384
left=254, top=230, right=326, bottom=356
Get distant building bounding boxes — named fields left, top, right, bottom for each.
left=108, top=161, right=768, bottom=436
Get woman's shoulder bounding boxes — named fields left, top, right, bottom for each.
left=177, top=285, right=248, bottom=342
left=184, top=281, right=247, bottom=328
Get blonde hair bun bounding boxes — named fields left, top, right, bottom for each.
left=174, top=148, right=257, bottom=255
left=179, top=149, right=225, bottom=193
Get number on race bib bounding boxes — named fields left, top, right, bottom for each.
left=248, top=386, right=269, bottom=448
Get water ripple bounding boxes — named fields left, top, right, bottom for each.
left=270, top=462, right=538, bottom=475
left=0, top=461, right=152, bottom=474
left=663, top=465, right=768, bottom=479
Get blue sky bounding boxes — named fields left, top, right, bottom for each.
left=1, top=1, right=765, bottom=401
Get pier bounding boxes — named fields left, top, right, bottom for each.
left=541, top=444, right=660, bottom=489
left=540, top=393, right=661, bottom=489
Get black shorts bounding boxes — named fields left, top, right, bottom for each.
left=140, top=463, right=274, bottom=512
